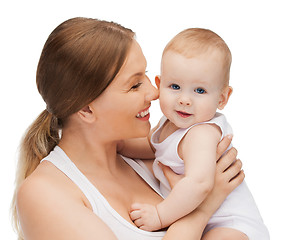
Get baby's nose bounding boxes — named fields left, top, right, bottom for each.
left=179, top=96, right=192, bottom=106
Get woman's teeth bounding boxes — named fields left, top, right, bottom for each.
left=137, top=109, right=149, bottom=118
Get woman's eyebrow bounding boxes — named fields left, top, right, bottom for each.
left=130, top=72, right=144, bottom=78
left=125, top=72, right=144, bottom=84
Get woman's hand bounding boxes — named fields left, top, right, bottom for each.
left=198, top=139, right=245, bottom=215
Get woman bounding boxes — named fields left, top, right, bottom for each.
left=12, top=17, right=244, bottom=240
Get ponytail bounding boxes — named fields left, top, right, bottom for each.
left=11, top=110, right=60, bottom=239
left=11, top=17, right=135, bottom=239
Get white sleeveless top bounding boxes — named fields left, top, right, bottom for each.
left=41, top=146, right=166, bottom=239
left=150, top=113, right=270, bottom=240
left=151, top=112, right=232, bottom=197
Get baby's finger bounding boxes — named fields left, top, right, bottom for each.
left=129, top=210, right=141, bottom=221
left=216, top=135, right=233, bottom=160
left=133, top=217, right=144, bottom=228
left=216, top=147, right=238, bottom=173
left=130, top=203, right=142, bottom=211
left=139, top=225, right=148, bottom=231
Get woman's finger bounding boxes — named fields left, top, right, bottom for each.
left=224, top=159, right=243, bottom=182
left=216, top=135, right=233, bottom=160
left=216, top=147, right=238, bottom=173
left=229, top=170, right=245, bottom=188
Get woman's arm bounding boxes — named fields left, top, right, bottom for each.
left=117, top=122, right=160, bottom=160
left=16, top=168, right=117, bottom=240
left=117, top=136, right=154, bottom=159
left=163, top=135, right=244, bottom=240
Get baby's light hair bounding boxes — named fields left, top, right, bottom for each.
left=163, top=28, right=232, bottom=86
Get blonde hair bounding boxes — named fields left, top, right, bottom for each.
left=11, top=17, right=135, bottom=239
left=163, top=28, right=232, bottom=85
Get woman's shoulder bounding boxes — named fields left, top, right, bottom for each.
left=18, top=161, right=63, bottom=192
left=16, top=161, right=117, bottom=239
left=17, top=161, right=90, bottom=216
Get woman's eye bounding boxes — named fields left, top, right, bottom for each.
left=170, top=84, right=180, bottom=90
left=130, top=82, right=143, bottom=90
left=195, top=88, right=206, bottom=94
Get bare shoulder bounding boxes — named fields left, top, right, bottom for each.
left=17, top=161, right=116, bottom=240
left=17, top=161, right=79, bottom=208
left=184, top=123, right=222, bottom=143
left=16, top=161, right=82, bottom=235
left=178, top=123, right=222, bottom=160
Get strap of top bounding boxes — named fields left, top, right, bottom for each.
left=41, top=146, right=100, bottom=213
left=41, top=146, right=163, bottom=213
left=123, top=158, right=163, bottom=198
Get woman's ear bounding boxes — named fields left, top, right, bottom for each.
left=77, top=105, right=96, bottom=123
left=218, top=86, right=233, bottom=110
left=155, top=75, right=161, bottom=89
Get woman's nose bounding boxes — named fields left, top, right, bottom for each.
left=145, top=77, right=159, bottom=101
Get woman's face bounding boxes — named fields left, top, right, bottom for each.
left=90, top=40, right=158, bottom=141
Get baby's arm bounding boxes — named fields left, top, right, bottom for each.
left=117, top=122, right=160, bottom=160
left=130, top=123, right=221, bottom=231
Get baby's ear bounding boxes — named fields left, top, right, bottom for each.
left=218, top=86, right=233, bottom=110
left=155, top=75, right=161, bottom=89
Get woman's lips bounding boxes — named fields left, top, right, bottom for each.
left=176, top=111, right=192, bottom=118
left=136, top=107, right=150, bottom=121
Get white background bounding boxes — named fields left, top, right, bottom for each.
left=1, top=0, right=288, bottom=239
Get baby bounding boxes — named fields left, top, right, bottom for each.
left=119, top=28, right=269, bottom=240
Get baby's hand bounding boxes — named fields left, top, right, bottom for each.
left=130, top=203, right=162, bottom=231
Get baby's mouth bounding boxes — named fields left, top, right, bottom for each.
left=176, top=111, right=192, bottom=118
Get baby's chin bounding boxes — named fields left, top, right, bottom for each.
left=176, top=122, right=195, bottom=129
left=170, top=119, right=197, bottom=129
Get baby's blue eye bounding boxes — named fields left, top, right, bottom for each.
left=170, top=84, right=180, bottom=90
left=195, top=88, right=206, bottom=94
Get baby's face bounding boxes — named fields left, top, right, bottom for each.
left=157, top=50, right=226, bottom=128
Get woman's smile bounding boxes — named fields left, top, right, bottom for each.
left=136, top=106, right=150, bottom=121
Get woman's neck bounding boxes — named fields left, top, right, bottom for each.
left=58, top=125, right=121, bottom=175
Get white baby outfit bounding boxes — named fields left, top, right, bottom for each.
left=41, top=146, right=166, bottom=240
left=151, top=112, right=270, bottom=239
